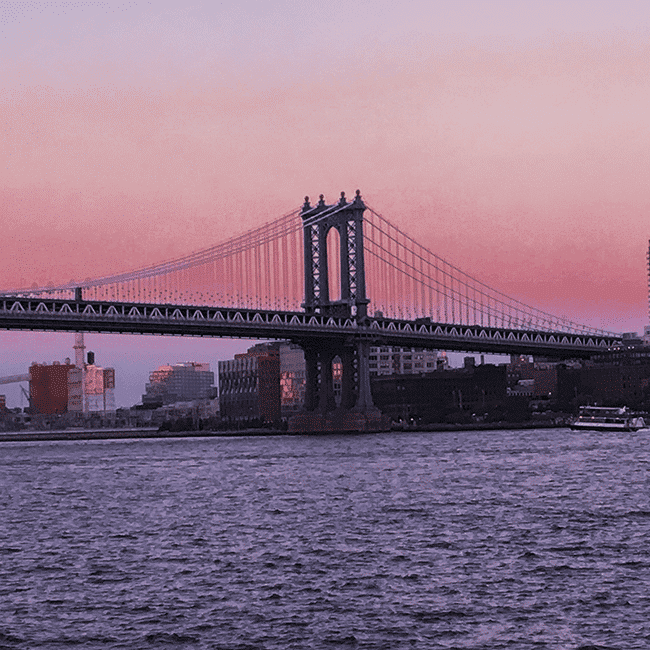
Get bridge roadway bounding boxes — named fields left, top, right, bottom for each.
left=0, top=295, right=621, bottom=359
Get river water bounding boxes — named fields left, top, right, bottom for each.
left=1, top=428, right=649, bottom=649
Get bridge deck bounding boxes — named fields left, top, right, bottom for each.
left=0, top=296, right=620, bottom=359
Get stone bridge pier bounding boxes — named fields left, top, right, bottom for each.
left=288, top=191, right=389, bottom=433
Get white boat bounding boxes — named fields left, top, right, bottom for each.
left=570, top=406, right=646, bottom=432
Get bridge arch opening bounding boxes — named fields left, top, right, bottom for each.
left=327, top=226, right=341, bottom=303
left=332, top=355, right=342, bottom=408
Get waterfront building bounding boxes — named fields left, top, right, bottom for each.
left=159, top=398, right=220, bottom=420
left=84, top=365, right=116, bottom=413
left=551, top=336, right=650, bottom=409
left=369, top=347, right=441, bottom=376
left=219, top=346, right=281, bottom=423
left=556, top=361, right=650, bottom=410
left=531, top=364, right=558, bottom=399
left=506, top=356, right=559, bottom=400
left=507, top=355, right=534, bottom=385
left=371, top=364, right=508, bottom=423
left=277, top=343, right=307, bottom=418
left=507, top=379, right=534, bottom=397
left=67, top=363, right=116, bottom=414
left=142, top=362, right=215, bottom=407
left=67, top=366, right=83, bottom=412
left=218, top=341, right=307, bottom=422
left=29, top=361, right=77, bottom=414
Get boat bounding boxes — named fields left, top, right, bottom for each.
left=570, top=406, right=646, bottom=432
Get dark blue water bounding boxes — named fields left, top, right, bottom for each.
left=1, top=428, right=649, bottom=649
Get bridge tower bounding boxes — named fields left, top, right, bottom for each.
left=289, top=191, right=388, bottom=433
left=301, top=190, right=369, bottom=319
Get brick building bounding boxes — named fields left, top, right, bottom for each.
left=371, top=364, right=508, bottom=423
left=219, top=346, right=281, bottom=423
left=29, top=362, right=77, bottom=414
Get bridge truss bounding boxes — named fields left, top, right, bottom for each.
left=0, top=295, right=620, bottom=359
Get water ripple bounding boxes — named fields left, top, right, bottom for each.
left=1, top=429, right=650, bottom=648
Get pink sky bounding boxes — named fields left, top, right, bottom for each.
left=2, top=1, right=650, bottom=406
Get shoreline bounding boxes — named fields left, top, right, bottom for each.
left=0, top=428, right=285, bottom=442
left=394, top=421, right=568, bottom=433
left=0, top=421, right=568, bottom=442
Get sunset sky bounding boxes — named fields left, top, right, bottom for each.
left=2, top=1, right=650, bottom=407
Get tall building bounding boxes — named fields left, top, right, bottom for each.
left=218, top=342, right=307, bottom=423
left=142, top=362, right=215, bottom=406
left=219, top=345, right=281, bottom=423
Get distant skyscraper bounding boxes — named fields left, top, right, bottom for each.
left=142, top=362, right=215, bottom=406
left=647, top=239, right=650, bottom=326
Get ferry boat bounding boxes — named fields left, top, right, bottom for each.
left=570, top=406, right=646, bottom=432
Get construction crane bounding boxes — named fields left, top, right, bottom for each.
left=0, top=374, right=31, bottom=411
left=20, top=385, right=31, bottom=411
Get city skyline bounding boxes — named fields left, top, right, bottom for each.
left=0, top=330, right=253, bottom=409
left=0, top=331, right=496, bottom=410
left=3, top=1, right=650, bottom=405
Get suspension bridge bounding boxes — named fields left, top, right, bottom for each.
left=0, top=191, right=621, bottom=431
